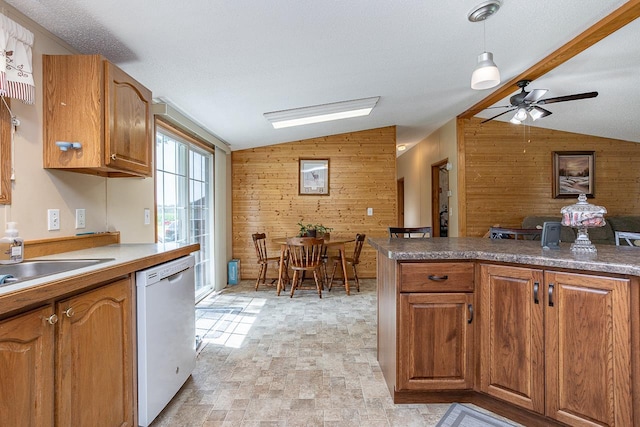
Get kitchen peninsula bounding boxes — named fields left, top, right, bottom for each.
left=369, top=237, right=639, bottom=427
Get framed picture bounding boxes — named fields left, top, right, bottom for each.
left=552, top=151, right=595, bottom=198
left=299, top=158, right=329, bottom=195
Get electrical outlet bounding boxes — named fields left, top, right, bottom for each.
left=144, top=208, right=151, bottom=225
left=47, top=209, right=60, bottom=231
left=75, top=209, right=86, bottom=229
left=367, top=207, right=373, bottom=216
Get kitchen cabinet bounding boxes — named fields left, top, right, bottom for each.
left=43, top=54, right=152, bottom=177
left=0, top=305, right=55, bottom=426
left=0, top=277, right=134, bottom=426
left=56, top=277, right=134, bottom=426
left=397, top=262, right=474, bottom=391
left=480, top=264, right=633, bottom=426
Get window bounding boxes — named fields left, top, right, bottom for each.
left=156, top=122, right=214, bottom=299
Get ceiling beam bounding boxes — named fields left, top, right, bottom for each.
left=458, top=0, right=640, bottom=119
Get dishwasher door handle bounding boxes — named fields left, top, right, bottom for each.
left=166, top=269, right=189, bottom=283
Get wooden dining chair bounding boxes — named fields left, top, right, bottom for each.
left=252, top=233, right=281, bottom=291
left=286, top=237, right=325, bottom=298
left=489, top=227, right=542, bottom=240
left=388, top=226, right=431, bottom=238
left=328, top=233, right=365, bottom=292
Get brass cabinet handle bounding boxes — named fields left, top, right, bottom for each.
left=46, top=314, right=58, bottom=325
left=533, top=282, right=539, bottom=304
left=63, top=307, right=75, bottom=318
left=427, top=275, right=449, bottom=282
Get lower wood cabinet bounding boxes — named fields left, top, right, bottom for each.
left=0, top=305, right=55, bottom=426
left=0, top=277, right=135, bottom=427
left=396, top=261, right=475, bottom=392
left=56, top=277, right=134, bottom=426
left=480, top=264, right=633, bottom=426
left=398, top=292, right=474, bottom=390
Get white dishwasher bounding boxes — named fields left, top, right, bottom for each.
left=136, top=255, right=196, bottom=427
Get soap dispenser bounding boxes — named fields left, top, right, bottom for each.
left=0, top=222, right=24, bottom=264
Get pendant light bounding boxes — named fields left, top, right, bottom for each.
left=468, top=1, right=502, bottom=90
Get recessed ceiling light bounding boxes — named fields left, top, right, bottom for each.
left=264, top=97, right=380, bottom=129
left=397, top=145, right=407, bottom=151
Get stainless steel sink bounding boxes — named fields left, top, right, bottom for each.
left=0, top=258, right=115, bottom=285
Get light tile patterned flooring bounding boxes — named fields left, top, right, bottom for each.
left=149, top=279, right=516, bottom=427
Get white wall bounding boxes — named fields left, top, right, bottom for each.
left=396, top=119, right=459, bottom=236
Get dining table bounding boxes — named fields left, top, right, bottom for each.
left=273, top=235, right=356, bottom=296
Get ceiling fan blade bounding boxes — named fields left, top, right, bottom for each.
left=537, top=91, right=598, bottom=105
left=524, top=89, right=548, bottom=103
left=480, top=108, right=516, bottom=124
left=485, top=104, right=514, bottom=109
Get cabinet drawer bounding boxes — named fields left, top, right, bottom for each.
left=400, top=262, right=474, bottom=292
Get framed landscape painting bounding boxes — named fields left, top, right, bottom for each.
left=552, top=151, right=595, bottom=198
left=299, top=158, right=329, bottom=195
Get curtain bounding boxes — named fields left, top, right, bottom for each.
left=0, top=14, right=34, bottom=104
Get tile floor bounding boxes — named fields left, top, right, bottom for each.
left=149, top=279, right=519, bottom=427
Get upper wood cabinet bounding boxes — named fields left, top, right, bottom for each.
left=43, top=55, right=152, bottom=177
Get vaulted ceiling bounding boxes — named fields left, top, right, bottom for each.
left=5, top=0, right=637, bottom=152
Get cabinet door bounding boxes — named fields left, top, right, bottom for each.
left=0, top=305, right=55, bottom=426
left=545, top=271, right=632, bottom=427
left=479, top=264, right=545, bottom=413
left=104, top=61, right=152, bottom=176
left=398, top=293, right=473, bottom=390
left=56, top=278, right=135, bottom=427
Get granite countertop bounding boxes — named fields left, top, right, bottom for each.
left=0, top=242, right=199, bottom=301
left=368, top=237, right=640, bottom=276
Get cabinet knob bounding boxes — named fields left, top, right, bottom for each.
left=63, top=307, right=75, bottom=318
left=46, top=314, right=59, bottom=325
left=110, top=154, right=117, bottom=160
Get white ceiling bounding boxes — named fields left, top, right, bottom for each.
left=476, top=16, right=640, bottom=143
left=5, top=0, right=636, bottom=152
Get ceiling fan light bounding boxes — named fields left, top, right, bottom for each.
left=529, top=106, right=552, bottom=121
left=471, top=52, right=500, bottom=90
left=509, top=116, right=522, bottom=125
left=514, top=107, right=528, bottom=121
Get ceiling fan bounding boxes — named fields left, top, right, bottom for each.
left=481, top=80, right=598, bottom=124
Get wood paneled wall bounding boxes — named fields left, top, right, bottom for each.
left=461, top=117, right=640, bottom=237
left=232, top=126, right=397, bottom=280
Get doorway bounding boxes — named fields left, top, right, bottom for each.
left=397, top=178, right=404, bottom=227
left=431, top=159, right=449, bottom=237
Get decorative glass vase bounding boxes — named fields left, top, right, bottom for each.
left=560, top=194, right=607, bottom=254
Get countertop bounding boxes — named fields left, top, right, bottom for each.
left=368, top=237, right=640, bottom=276
left=0, top=242, right=199, bottom=315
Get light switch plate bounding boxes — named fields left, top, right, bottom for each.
left=367, top=207, right=373, bottom=216
left=47, top=209, right=60, bottom=231
left=144, top=208, right=151, bottom=225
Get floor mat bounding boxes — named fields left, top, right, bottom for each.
left=436, top=403, right=519, bottom=427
